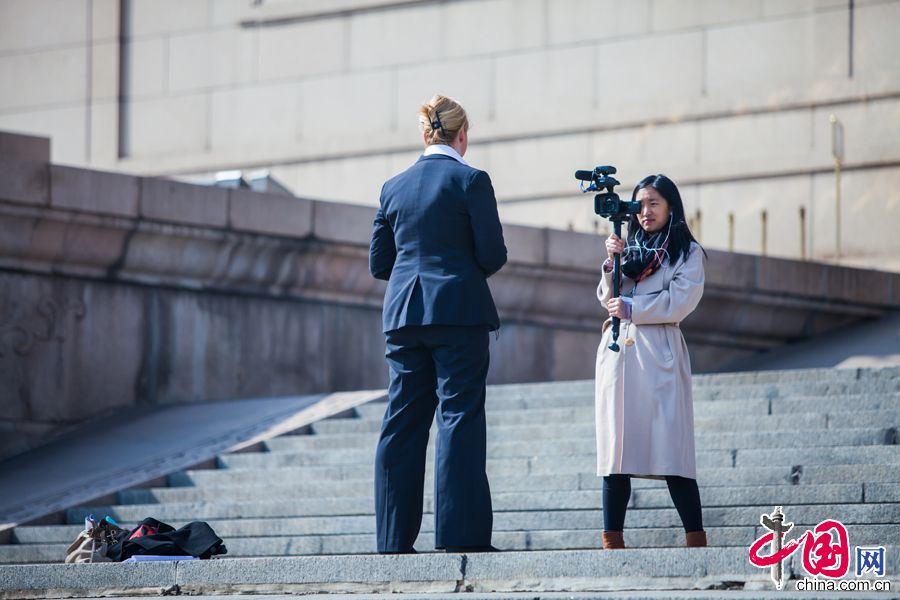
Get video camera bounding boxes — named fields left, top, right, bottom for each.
left=574, top=164, right=638, bottom=353
left=574, top=165, right=641, bottom=220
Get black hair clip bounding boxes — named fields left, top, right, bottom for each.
left=430, top=111, right=443, bottom=131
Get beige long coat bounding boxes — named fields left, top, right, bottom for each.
left=595, top=242, right=705, bottom=479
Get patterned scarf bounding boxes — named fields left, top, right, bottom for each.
left=622, top=229, right=670, bottom=283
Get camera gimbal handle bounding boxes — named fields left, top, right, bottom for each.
left=608, top=217, right=625, bottom=353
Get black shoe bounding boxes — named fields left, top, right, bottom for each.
left=444, top=545, right=500, bottom=553
left=378, top=548, right=417, bottom=555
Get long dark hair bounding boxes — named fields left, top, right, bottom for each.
left=626, top=174, right=706, bottom=264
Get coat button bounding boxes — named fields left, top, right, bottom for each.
left=624, top=338, right=635, bottom=346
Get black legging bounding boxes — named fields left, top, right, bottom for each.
left=602, top=474, right=703, bottom=532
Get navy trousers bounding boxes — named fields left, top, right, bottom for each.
left=374, top=325, right=493, bottom=552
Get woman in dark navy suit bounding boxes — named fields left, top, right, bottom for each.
left=369, top=94, right=507, bottom=554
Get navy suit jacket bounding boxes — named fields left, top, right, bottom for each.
left=369, top=154, right=507, bottom=333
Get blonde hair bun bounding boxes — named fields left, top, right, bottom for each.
left=418, top=94, right=468, bottom=146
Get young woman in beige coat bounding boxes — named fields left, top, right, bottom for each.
left=595, top=174, right=707, bottom=550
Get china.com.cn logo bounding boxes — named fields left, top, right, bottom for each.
left=748, top=506, right=887, bottom=591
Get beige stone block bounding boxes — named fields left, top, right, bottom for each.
left=230, top=189, right=313, bottom=238
left=591, top=121, right=699, bottom=185
left=387, top=150, right=425, bottom=179
left=705, top=11, right=848, bottom=104
left=0, top=106, right=87, bottom=165
left=293, top=155, right=390, bottom=205
left=697, top=110, right=815, bottom=179
left=546, top=228, right=605, bottom=270
left=128, top=0, right=210, bottom=36
left=0, top=156, right=50, bottom=206
left=0, top=0, right=88, bottom=53
left=348, top=3, right=442, bottom=69
left=88, top=101, right=119, bottom=167
left=762, top=0, right=844, bottom=17
left=0, top=131, right=50, bottom=162
left=594, top=30, right=704, bottom=122
left=487, top=133, right=593, bottom=199
left=300, top=71, right=394, bottom=146
left=140, top=177, right=228, bottom=227
left=126, top=94, right=207, bottom=157
left=311, top=200, right=376, bottom=245
left=0, top=48, right=88, bottom=111
left=811, top=166, right=900, bottom=262
left=169, top=28, right=257, bottom=93
left=498, top=196, right=600, bottom=235
left=812, top=98, right=900, bottom=165
left=125, top=37, right=166, bottom=98
left=51, top=165, right=139, bottom=216
left=696, top=176, right=811, bottom=261
left=212, top=0, right=415, bottom=25
left=445, top=0, right=544, bottom=57
left=547, top=0, right=651, bottom=45
left=92, top=0, right=120, bottom=41
left=503, top=224, right=546, bottom=265
left=91, top=42, right=119, bottom=101
left=494, top=45, right=596, bottom=132
left=258, top=18, right=345, bottom=81
left=651, top=0, right=762, bottom=31
left=394, top=58, right=494, bottom=135
left=854, top=1, right=900, bottom=89
left=209, top=82, right=301, bottom=152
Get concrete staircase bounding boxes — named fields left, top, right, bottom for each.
left=1, top=367, right=898, bottom=598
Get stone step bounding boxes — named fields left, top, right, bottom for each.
left=482, top=367, right=899, bottom=400
left=482, top=380, right=899, bottom=406
left=118, top=463, right=900, bottom=505
left=21, top=496, right=900, bottom=544
left=172, top=445, right=900, bottom=486
left=14, top=594, right=895, bottom=600
left=689, top=365, right=899, bottom=387
left=312, top=394, right=900, bottom=435
left=355, top=395, right=900, bottom=422
left=221, top=427, right=895, bottom=470
left=64, top=483, right=868, bottom=525
left=5, top=520, right=898, bottom=565
left=269, top=410, right=899, bottom=453
left=2, top=547, right=897, bottom=596
left=15, top=498, right=900, bottom=548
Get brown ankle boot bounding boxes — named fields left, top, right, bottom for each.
left=602, top=531, right=625, bottom=549
left=686, top=530, right=707, bottom=547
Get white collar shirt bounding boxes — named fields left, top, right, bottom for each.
left=423, top=144, right=469, bottom=167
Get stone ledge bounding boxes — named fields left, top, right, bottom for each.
left=50, top=165, right=139, bottom=218
left=0, top=131, right=50, bottom=162
left=0, top=157, right=49, bottom=207
left=140, top=177, right=228, bottom=227
left=230, top=188, right=313, bottom=237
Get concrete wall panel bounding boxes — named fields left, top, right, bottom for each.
left=348, top=4, right=443, bottom=70
left=0, top=0, right=88, bottom=53
left=494, top=45, right=596, bottom=132
left=547, top=0, right=651, bottom=45
left=127, top=94, right=208, bottom=157
left=128, top=0, right=210, bottom=37
left=168, top=29, right=257, bottom=93
left=0, top=48, right=87, bottom=111
left=125, top=37, right=167, bottom=98
left=445, top=0, right=544, bottom=58
left=300, top=71, right=394, bottom=146
left=209, top=82, right=302, bottom=152
left=854, top=1, right=900, bottom=89
left=258, top=18, right=346, bottom=81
